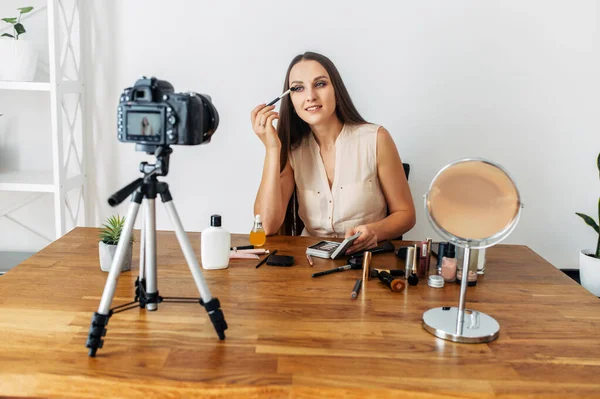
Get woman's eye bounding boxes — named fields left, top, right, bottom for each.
left=291, top=86, right=303, bottom=92
left=315, top=81, right=326, bottom=87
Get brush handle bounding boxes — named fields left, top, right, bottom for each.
left=351, top=279, right=362, bottom=299
left=312, top=264, right=350, bottom=278
left=266, top=89, right=292, bottom=106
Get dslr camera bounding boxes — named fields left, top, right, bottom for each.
left=117, top=77, right=219, bottom=147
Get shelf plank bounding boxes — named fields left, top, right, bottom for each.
left=0, top=81, right=51, bottom=91
left=0, top=170, right=55, bottom=192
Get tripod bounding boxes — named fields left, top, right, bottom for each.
left=86, top=146, right=227, bottom=357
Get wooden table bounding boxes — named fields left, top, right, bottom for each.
left=1, top=227, right=599, bottom=398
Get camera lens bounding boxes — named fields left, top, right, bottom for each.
left=196, top=93, right=219, bottom=141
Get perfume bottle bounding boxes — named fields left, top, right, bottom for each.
left=249, top=214, right=266, bottom=247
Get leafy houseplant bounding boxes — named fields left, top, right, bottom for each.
left=0, top=6, right=38, bottom=81
left=98, top=215, right=133, bottom=273
left=575, top=152, right=600, bottom=296
left=1, top=6, right=34, bottom=39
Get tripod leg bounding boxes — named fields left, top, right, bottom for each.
left=139, top=200, right=146, bottom=280
left=144, top=198, right=159, bottom=311
left=86, top=192, right=142, bottom=356
left=135, top=200, right=146, bottom=305
left=161, top=196, right=227, bottom=340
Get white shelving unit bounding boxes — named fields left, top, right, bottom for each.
left=0, top=0, right=86, bottom=243
left=0, top=81, right=51, bottom=91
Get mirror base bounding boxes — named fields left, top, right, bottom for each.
left=422, top=307, right=499, bottom=343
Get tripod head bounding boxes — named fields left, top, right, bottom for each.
left=107, top=145, right=173, bottom=207
left=139, top=145, right=172, bottom=177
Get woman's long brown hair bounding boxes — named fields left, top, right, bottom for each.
left=278, top=52, right=368, bottom=235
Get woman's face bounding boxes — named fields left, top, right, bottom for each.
left=289, top=60, right=336, bottom=126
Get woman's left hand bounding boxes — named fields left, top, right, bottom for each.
left=344, top=225, right=378, bottom=255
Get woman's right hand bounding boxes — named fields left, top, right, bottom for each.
left=251, top=104, right=280, bottom=150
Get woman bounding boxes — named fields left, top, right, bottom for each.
left=252, top=52, right=415, bottom=254
left=140, top=117, right=154, bottom=136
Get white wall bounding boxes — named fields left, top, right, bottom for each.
left=3, top=0, right=599, bottom=269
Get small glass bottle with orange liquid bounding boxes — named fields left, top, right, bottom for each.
left=249, top=214, right=266, bottom=247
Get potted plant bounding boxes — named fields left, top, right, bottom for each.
left=575, top=152, right=600, bottom=296
left=99, top=215, right=133, bottom=273
left=0, top=6, right=38, bottom=82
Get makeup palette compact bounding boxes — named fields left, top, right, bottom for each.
left=422, top=158, right=523, bottom=344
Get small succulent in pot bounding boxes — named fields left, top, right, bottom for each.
left=99, top=215, right=133, bottom=272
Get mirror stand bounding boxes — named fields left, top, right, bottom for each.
left=422, top=245, right=500, bottom=343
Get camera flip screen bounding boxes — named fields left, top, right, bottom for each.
left=127, top=111, right=162, bottom=137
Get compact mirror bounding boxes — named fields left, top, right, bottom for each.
left=422, top=158, right=523, bottom=343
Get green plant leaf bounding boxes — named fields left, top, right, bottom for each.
left=18, top=7, right=34, bottom=14
left=576, top=212, right=600, bottom=234
left=14, top=23, right=25, bottom=35
left=99, top=214, right=134, bottom=244
left=1, top=33, right=15, bottom=38
left=597, top=198, right=600, bottom=258
left=1, top=17, right=17, bottom=24
left=597, top=152, right=600, bottom=178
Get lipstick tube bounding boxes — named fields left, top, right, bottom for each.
left=418, top=240, right=428, bottom=277
left=405, top=246, right=415, bottom=280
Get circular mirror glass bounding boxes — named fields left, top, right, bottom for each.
left=424, top=158, right=522, bottom=248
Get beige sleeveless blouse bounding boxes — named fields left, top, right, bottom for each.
left=289, top=123, right=387, bottom=238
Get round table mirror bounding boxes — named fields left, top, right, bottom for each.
left=422, top=158, right=523, bottom=343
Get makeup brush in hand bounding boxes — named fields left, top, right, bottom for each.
left=266, top=87, right=298, bottom=106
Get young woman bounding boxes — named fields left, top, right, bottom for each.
left=252, top=52, right=415, bottom=254
left=140, top=117, right=154, bottom=136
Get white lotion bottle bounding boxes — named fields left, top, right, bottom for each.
left=201, top=214, right=231, bottom=270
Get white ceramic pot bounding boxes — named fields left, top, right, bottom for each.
left=0, top=38, right=38, bottom=82
left=99, top=241, right=132, bottom=273
left=579, top=249, right=600, bottom=296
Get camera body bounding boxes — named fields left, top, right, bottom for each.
left=117, top=77, right=219, bottom=147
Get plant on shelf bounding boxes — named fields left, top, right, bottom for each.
left=1, top=7, right=34, bottom=40
left=98, top=215, right=134, bottom=273
left=575, top=152, right=600, bottom=296
left=0, top=6, right=38, bottom=82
